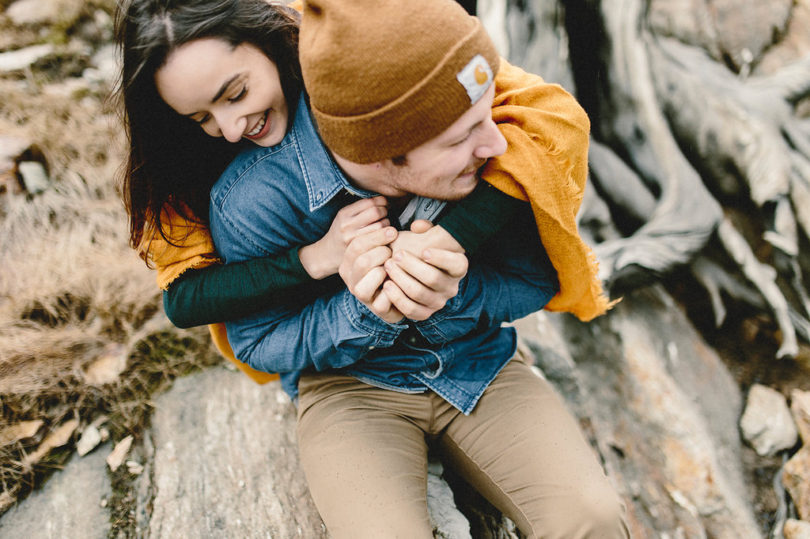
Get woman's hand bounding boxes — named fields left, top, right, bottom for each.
left=339, top=226, right=405, bottom=324
left=299, top=196, right=389, bottom=279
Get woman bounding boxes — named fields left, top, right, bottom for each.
left=115, top=0, right=524, bottom=380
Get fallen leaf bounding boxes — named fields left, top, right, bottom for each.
left=17, top=160, right=49, bottom=193
left=89, top=414, right=109, bottom=429
left=126, top=460, right=143, bottom=475
left=83, top=344, right=128, bottom=385
left=106, top=435, right=133, bottom=472
left=23, top=419, right=79, bottom=466
left=0, top=419, right=44, bottom=445
left=76, top=425, right=102, bottom=456
left=0, top=490, right=16, bottom=512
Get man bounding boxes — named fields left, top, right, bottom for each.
left=209, top=0, right=630, bottom=536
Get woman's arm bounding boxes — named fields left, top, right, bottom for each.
left=163, top=247, right=310, bottom=328
left=411, top=206, right=559, bottom=344
left=161, top=196, right=390, bottom=328
left=160, top=184, right=518, bottom=329
left=392, top=181, right=524, bottom=256
left=434, top=180, right=524, bottom=253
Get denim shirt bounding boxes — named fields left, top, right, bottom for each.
left=209, top=94, right=559, bottom=414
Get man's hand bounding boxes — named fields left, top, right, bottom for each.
left=339, top=226, right=405, bottom=323
left=299, top=196, right=389, bottom=279
left=383, top=246, right=468, bottom=321
left=383, top=220, right=467, bottom=321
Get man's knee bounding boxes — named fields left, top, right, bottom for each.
left=577, top=487, right=629, bottom=538
left=535, top=485, right=629, bottom=539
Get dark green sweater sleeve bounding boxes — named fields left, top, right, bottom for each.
left=163, top=246, right=313, bottom=328
left=438, top=181, right=525, bottom=254
left=164, top=182, right=524, bottom=329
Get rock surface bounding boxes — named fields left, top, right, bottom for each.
left=138, top=366, right=326, bottom=538
left=785, top=447, right=810, bottom=522
left=0, top=444, right=111, bottom=538
left=792, top=390, right=810, bottom=443
left=140, top=366, right=489, bottom=538
left=741, top=384, right=800, bottom=457
left=0, top=364, right=483, bottom=538
left=515, top=286, right=762, bottom=538
left=785, top=518, right=810, bottom=539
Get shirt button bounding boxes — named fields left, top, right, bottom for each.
left=368, top=345, right=375, bottom=350
left=408, top=336, right=417, bottom=345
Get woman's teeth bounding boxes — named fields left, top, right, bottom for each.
left=247, top=112, right=267, bottom=137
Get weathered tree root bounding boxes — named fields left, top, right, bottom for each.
left=490, top=0, right=809, bottom=358
left=586, top=0, right=724, bottom=290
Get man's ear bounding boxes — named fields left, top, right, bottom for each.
left=390, top=154, right=408, bottom=167
left=331, top=152, right=385, bottom=181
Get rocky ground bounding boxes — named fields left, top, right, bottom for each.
left=0, top=349, right=517, bottom=538
left=2, top=305, right=810, bottom=538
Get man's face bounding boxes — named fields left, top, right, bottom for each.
left=339, top=84, right=507, bottom=201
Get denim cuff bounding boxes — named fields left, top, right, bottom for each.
left=411, top=276, right=469, bottom=344
left=341, top=290, right=408, bottom=347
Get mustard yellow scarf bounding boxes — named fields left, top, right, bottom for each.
left=143, top=59, right=612, bottom=384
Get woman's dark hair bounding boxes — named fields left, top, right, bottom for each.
left=113, top=0, right=301, bottom=258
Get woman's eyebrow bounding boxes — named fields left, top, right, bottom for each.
left=211, top=74, right=241, bottom=103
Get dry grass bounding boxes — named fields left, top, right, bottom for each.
left=0, top=1, right=223, bottom=518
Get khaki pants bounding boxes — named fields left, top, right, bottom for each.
left=296, top=355, right=630, bottom=539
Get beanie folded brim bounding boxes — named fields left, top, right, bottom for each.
left=307, top=17, right=500, bottom=164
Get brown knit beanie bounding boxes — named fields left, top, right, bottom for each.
left=299, top=0, right=500, bottom=164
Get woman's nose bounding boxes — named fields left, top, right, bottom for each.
left=211, top=110, right=245, bottom=143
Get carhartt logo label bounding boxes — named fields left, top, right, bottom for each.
left=457, top=54, right=493, bottom=104
left=474, top=65, right=488, bottom=85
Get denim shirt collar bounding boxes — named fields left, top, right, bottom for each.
left=290, top=94, right=379, bottom=212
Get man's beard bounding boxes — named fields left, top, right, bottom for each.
left=439, top=158, right=487, bottom=200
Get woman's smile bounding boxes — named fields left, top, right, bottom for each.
left=246, top=109, right=271, bottom=140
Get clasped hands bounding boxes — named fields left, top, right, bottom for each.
left=299, top=196, right=467, bottom=324
left=340, top=217, right=468, bottom=323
